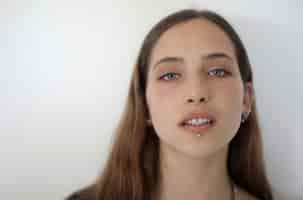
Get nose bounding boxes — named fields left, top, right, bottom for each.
left=186, top=96, right=208, bottom=104
left=185, top=77, right=210, bottom=105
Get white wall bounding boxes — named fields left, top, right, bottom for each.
left=1, top=0, right=302, bottom=199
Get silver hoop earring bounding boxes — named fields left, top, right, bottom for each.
left=241, top=112, right=250, bottom=123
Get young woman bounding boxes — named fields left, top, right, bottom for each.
left=66, top=9, right=274, bottom=200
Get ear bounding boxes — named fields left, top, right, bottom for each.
left=243, top=82, right=255, bottom=113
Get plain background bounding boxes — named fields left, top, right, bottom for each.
left=1, top=0, right=302, bottom=199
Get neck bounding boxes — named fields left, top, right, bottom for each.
left=155, top=144, right=234, bottom=200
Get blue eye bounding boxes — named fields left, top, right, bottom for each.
left=159, top=69, right=230, bottom=81
left=159, top=72, right=180, bottom=81
left=209, top=68, right=230, bottom=77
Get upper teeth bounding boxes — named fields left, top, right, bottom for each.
left=185, top=118, right=211, bottom=125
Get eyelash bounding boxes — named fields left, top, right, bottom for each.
left=159, top=68, right=231, bottom=81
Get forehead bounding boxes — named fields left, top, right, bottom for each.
left=149, top=18, right=237, bottom=66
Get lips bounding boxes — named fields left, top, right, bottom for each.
left=179, top=111, right=216, bottom=126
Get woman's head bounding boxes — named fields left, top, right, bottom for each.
left=145, top=17, right=254, bottom=159
left=94, top=9, right=273, bottom=200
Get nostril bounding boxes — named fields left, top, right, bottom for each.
left=199, top=97, right=206, bottom=102
left=186, top=97, right=208, bottom=103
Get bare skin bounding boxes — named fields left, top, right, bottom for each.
left=146, top=18, right=256, bottom=200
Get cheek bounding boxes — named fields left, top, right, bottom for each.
left=147, top=81, right=177, bottom=105
left=222, top=85, right=243, bottom=107
left=218, top=78, right=243, bottom=103
left=145, top=84, right=178, bottom=133
left=218, top=82, right=243, bottom=125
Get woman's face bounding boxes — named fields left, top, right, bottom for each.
left=145, top=18, right=253, bottom=158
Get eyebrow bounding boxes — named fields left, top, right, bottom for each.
left=152, top=52, right=234, bottom=71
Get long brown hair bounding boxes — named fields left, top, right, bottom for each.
left=67, top=9, right=273, bottom=200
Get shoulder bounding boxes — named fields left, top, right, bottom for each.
left=65, top=184, right=97, bottom=200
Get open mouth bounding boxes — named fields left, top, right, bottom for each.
left=179, top=119, right=215, bottom=134
left=180, top=119, right=214, bottom=126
